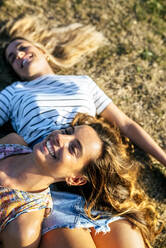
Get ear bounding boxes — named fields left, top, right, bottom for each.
left=66, top=175, right=87, bottom=186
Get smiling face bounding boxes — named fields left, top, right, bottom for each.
left=5, top=39, right=54, bottom=81
left=33, top=125, right=103, bottom=185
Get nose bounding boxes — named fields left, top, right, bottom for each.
left=16, top=50, right=25, bottom=59
left=56, top=133, right=72, bottom=148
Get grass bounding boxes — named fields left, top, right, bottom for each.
left=0, top=0, right=165, bottom=247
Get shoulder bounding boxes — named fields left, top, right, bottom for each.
left=91, top=220, right=145, bottom=248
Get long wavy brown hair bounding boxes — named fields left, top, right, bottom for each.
left=70, top=113, right=162, bottom=248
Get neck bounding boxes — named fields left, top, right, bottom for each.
left=0, top=153, right=55, bottom=192
left=30, top=70, right=54, bottom=81
left=22, top=66, right=54, bottom=81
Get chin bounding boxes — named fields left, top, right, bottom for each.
left=33, top=144, right=46, bottom=165
left=32, top=143, right=42, bottom=157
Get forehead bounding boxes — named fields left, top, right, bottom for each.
left=75, top=125, right=102, bottom=161
left=75, top=125, right=98, bottom=138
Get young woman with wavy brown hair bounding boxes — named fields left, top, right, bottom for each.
left=0, top=113, right=162, bottom=248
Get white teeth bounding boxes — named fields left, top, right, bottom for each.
left=46, top=141, right=55, bottom=157
left=22, top=54, right=33, bottom=66
left=22, top=59, right=28, bottom=66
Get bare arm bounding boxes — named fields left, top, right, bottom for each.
left=0, top=209, right=45, bottom=248
left=0, top=133, right=27, bottom=146
left=91, top=219, right=145, bottom=248
left=101, top=102, right=166, bottom=167
left=39, top=228, right=96, bottom=248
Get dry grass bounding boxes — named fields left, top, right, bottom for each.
left=0, top=0, right=165, bottom=247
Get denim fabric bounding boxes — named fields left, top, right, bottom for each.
left=42, top=191, right=124, bottom=235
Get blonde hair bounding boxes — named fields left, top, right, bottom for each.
left=4, top=16, right=107, bottom=69
left=71, top=113, right=163, bottom=248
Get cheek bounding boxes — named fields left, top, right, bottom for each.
left=12, top=63, right=23, bottom=77
left=12, top=63, right=18, bottom=72
left=59, top=154, right=76, bottom=172
left=64, top=153, right=72, bottom=161
left=59, top=153, right=72, bottom=168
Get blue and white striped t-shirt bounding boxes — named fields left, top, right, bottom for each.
left=0, top=74, right=111, bottom=144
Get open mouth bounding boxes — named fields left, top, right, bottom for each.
left=21, top=53, right=33, bottom=68
left=46, top=140, right=57, bottom=159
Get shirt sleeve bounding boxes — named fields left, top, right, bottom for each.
left=86, top=76, right=112, bottom=115
left=0, top=85, right=14, bottom=126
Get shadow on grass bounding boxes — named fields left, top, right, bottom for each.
left=133, top=146, right=166, bottom=202
left=139, top=165, right=166, bottom=202
left=0, top=20, right=19, bottom=88
left=0, top=0, right=4, bottom=7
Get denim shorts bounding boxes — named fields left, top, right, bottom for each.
left=42, top=191, right=124, bottom=235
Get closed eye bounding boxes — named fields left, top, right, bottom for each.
left=18, top=45, right=27, bottom=51
left=69, top=140, right=82, bottom=158
left=60, top=126, right=82, bottom=158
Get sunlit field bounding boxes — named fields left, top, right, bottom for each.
left=0, top=0, right=165, bottom=247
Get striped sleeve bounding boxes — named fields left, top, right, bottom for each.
left=86, top=76, right=112, bottom=115
left=0, top=86, right=13, bottom=125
